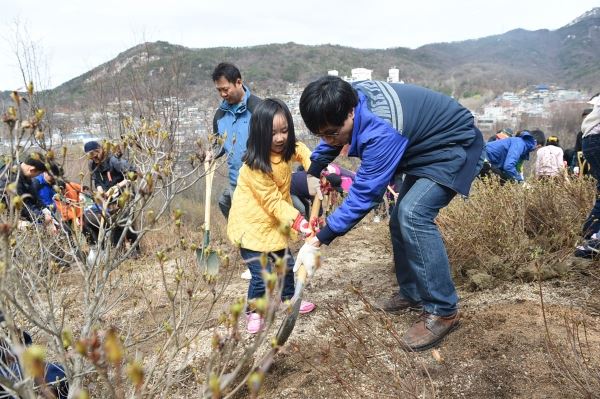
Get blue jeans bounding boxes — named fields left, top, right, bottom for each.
left=389, top=174, right=458, bottom=316
left=582, top=134, right=600, bottom=237
left=240, top=248, right=295, bottom=301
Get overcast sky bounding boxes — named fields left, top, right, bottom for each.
left=0, top=0, right=598, bottom=90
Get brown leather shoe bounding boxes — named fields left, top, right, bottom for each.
left=402, top=311, right=460, bottom=351
left=373, top=292, right=423, bottom=314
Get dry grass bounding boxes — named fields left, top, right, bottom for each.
left=438, top=176, right=596, bottom=288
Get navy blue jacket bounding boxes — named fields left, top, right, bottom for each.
left=308, top=82, right=484, bottom=245
left=485, top=132, right=536, bottom=182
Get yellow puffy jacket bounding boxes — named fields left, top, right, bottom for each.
left=227, top=142, right=312, bottom=252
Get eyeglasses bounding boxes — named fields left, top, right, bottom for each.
left=315, top=128, right=341, bottom=138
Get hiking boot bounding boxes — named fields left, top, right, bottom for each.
left=402, top=311, right=460, bottom=351
left=373, top=292, right=422, bottom=314
left=246, top=313, right=265, bottom=334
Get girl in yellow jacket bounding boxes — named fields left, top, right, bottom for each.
left=227, top=98, right=317, bottom=334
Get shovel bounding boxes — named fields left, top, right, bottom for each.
left=196, top=160, right=220, bottom=276
left=275, top=194, right=321, bottom=346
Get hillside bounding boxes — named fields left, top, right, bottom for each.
left=48, top=8, right=600, bottom=108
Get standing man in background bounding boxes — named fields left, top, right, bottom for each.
left=209, top=63, right=262, bottom=280
left=209, top=63, right=262, bottom=219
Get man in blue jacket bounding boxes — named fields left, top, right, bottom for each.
left=297, top=76, right=484, bottom=351
left=209, top=63, right=262, bottom=218
left=483, top=129, right=545, bottom=182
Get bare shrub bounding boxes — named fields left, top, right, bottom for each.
left=438, top=177, right=595, bottom=287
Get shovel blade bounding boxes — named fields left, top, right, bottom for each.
left=275, top=292, right=303, bottom=346
left=275, top=265, right=308, bottom=345
left=196, top=248, right=220, bottom=276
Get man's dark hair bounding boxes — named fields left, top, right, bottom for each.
left=243, top=98, right=296, bottom=174
left=529, top=129, right=546, bottom=146
left=299, top=76, right=358, bottom=134
left=48, top=162, right=63, bottom=177
left=211, top=62, right=242, bottom=83
left=24, top=153, right=46, bottom=172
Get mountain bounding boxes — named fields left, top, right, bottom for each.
left=49, top=8, right=600, bottom=108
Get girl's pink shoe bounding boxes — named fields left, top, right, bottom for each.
left=299, top=300, right=316, bottom=314
left=246, top=313, right=265, bottom=334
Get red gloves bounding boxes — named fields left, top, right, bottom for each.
left=293, top=214, right=320, bottom=236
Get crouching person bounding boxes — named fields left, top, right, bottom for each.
left=298, top=76, right=484, bottom=351
left=0, top=312, right=68, bottom=398
left=0, top=153, right=56, bottom=232
left=83, top=141, right=140, bottom=257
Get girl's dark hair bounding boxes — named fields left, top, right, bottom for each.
left=300, top=75, right=358, bottom=134
left=243, top=98, right=296, bottom=174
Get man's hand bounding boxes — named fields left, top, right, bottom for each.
left=293, top=239, right=321, bottom=278
left=307, top=175, right=323, bottom=200
left=204, top=149, right=214, bottom=164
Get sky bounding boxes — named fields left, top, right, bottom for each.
left=0, top=0, right=598, bottom=90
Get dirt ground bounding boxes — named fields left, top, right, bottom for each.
left=88, top=214, right=600, bottom=398
left=218, top=219, right=600, bottom=399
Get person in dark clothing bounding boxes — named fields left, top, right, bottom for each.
left=580, top=94, right=600, bottom=238
left=573, top=108, right=594, bottom=176
left=0, top=311, right=69, bottom=398
left=290, top=169, right=345, bottom=217
left=0, top=154, right=55, bottom=229
left=83, top=141, right=139, bottom=253
left=86, top=141, right=135, bottom=193
left=297, top=76, right=484, bottom=351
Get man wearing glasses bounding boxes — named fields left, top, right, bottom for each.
left=298, top=76, right=484, bottom=351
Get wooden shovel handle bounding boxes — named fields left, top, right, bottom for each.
left=204, top=161, right=215, bottom=232
left=308, top=195, right=321, bottom=236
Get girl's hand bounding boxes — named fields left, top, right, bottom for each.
left=292, top=214, right=320, bottom=236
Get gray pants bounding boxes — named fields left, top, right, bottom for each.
left=218, top=186, right=234, bottom=219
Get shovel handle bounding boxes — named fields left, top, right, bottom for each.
left=309, top=195, right=322, bottom=234
left=204, top=161, right=215, bottom=232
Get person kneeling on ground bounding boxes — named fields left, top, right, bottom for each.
left=83, top=141, right=140, bottom=256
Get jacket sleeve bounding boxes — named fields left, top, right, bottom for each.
left=110, top=157, right=136, bottom=175
left=247, top=170, right=300, bottom=225
left=534, top=150, right=542, bottom=176
left=293, top=142, right=312, bottom=171
left=502, top=141, right=526, bottom=181
left=212, top=111, right=227, bottom=159
left=317, top=131, right=408, bottom=245
left=307, top=141, right=342, bottom=177
left=556, top=149, right=564, bottom=170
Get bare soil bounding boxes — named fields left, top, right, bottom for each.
left=91, top=217, right=600, bottom=398
left=245, top=220, right=600, bottom=398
